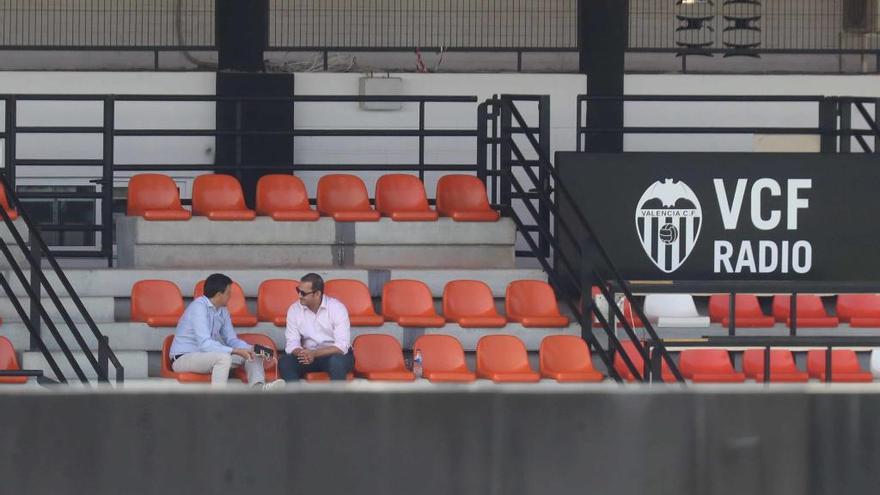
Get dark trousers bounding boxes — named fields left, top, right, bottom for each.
left=278, top=350, right=354, bottom=381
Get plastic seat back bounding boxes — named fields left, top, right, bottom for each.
left=382, top=279, right=438, bottom=319
left=353, top=334, right=407, bottom=373
left=131, top=280, right=185, bottom=326
left=317, top=174, right=373, bottom=214
left=325, top=279, right=378, bottom=317
left=613, top=340, right=647, bottom=381
left=0, top=184, right=17, bottom=220
left=0, top=336, right=22, bottom=373
left=742, top=349, right=801, bottom=377
left=837, top=294, right=880, bottom=321
left=435, top=175, right=498, bottom=220
left=476, top=335, right=533, bottom=374
left=235, top=333, right=278, bottom=381
left=257, top=279, right=300, bottom=324
left=644, top=294, right=699, bottom=320
left=708, top=294, right=766, bottom=321
left=678, top=349, right=736, bottom=377
left=773, top=295, right=830, bottom=321
left=127, top=174, right=188, bottom=218
left=539, top=335, right=595, bottom=373
left=443, top=280, right=500, bottom=319
left=194, top=280, right=254, bottom=320
left=192, top=174, right=252, bottom=216
left=505, top=280, right=565, bottom=320
left=375, top=174, right=436, bottom=220
left=807, top=349, right=864, bottom=375
left=255, top=174, right=316, bottom=217
left=412, top=334, right=470, bottom=374
left=160, top=334, right=176, bottom=378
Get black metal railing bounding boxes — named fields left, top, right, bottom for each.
left=0, top=174, right=123, bottom=384
left=576, top=94, right=880, bottom=154
left=480, top=94, right=684, bottom=383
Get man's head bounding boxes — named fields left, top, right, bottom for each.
left=298, top=272, right=324, bottom=311
left=204, top=273, right=233, bottom=307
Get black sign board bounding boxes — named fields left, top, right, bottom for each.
left=556, top=152, right=880, bottom=281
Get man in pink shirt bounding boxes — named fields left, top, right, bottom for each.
left=278, top=273, right=354, bottom=381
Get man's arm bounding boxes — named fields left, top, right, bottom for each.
left=220, top=309, right=251, bottom=350
left=191, top=303, right=233, bottom=354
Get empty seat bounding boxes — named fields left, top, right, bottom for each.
left=742, top=349, right=808, bottom=383
left=837, top=294, right=880, bottom=327
left=412, top=334, right=476, bottom=382
left=590, top=287, right=643, bottom=328
left=475, top=335, right=540, bottom=382
left=708, top=294, right=775, bottom=328
left=316, top=174, right=380, bottom=222
left=505, top=280, right=569, bottom=327
left=442, top=280, right=506, bottom=328
left=160, top=334, right=210, bottom=383
left=352, top=334, right=415, bottom=381
left=255, top=174, right=320, bottom=221
left=539, top=335, right=603, bottom=382
left=0, top=336, right=27, bottom=384
left=678, top=349, right=745, bottom=383
left=233, top=333, right=279, bottom=382
left=257, top=279, right=299, bottom=327
left=194, top=280, right=258, bottom=327
left=130, top=280, right=185, bottom=327
left=126, top=174, right=190, bottom=220
left=374, top=174, right=438, bottom=221
left=381, top=279, right=445, bottom=328
left=807, top=349, right=873, bottom=382
left=435, top=175, right=500, bottom=222
left=612, top=340, right=675, bottom=383
left=324, top=279, right=383, bottom=327
left=643, top=294, right=709, bottom=327
left=191, top=174, right=256, bottom=220
left=772, top=295, right=839, bottom=327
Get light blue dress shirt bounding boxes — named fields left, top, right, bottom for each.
left=169, top=296, right=251, bottom=357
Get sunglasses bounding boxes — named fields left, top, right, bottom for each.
left=297, top=288, right=319, bottom=297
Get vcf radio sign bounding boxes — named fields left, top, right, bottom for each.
left=635, top=178, right=812, bottom=275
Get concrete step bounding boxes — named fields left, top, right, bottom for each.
left=22, top=350, right=147, bottom=381
left=3, top=321, right=582, bottom=352
left=0, top=296, right=115, bottom=323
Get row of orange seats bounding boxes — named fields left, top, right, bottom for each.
left=614, top=342, right=874, bottom=383
left=159, top=333, right=602, bottom=384
left=132, top=278, right=570, bottom=328
left=127, top=173, right=500, bottom=222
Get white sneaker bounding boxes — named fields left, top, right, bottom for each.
left=262, top=379, right=286, bottom=391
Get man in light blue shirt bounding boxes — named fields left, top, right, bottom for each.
left=170, top=273, right=283, bottom=388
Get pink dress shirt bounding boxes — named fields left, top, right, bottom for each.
left=285, top=295, right=351, bottom=354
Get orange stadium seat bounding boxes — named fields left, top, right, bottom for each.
left=233, top=333, right=279, bottom=382
left=325, top=279, right=383, bottom=327
left=304, top=371, right=355, bottom=382
left=126, top=173, right=190, bottom=220
left=807, top=349, right=873, bottom=382
left=352, top=334, right=415, bottom=381
left=255, top=174, right=319, bottom=221
left=257, top=279, right=299, bottom=327
left=773, top=295, right=839, bottom=327
left=708, top=294, right=775, bottom=328
left=0, top=336, right=27, bottom=384
left=742, top=349, right=808, bottom=383
left=505, top=280, right=569, bottom=327
left=130, top=280, right=185, bottom=327
left=382, top=279, right=445, bottom=328
left=539, top=335, right=603, bottom=382
left=678, top=349, right=746, bottom=383
left=316, top=174, right=380, bottom=221
left=191, top=174, right=256, bottom=220
left=194, top=280, right=258, bottom=327
left=0, top=185, right=15, bottom=220
left=837, top=294, right=880, bottom=327
left=442, top=280, right=506, bottom=328
left=412, top=334, right=476, bottom=383
left=374, top=174, right=438, bottom=221
left=161, top=335, right=210, bottom=383
left=435, top=175, right=500, bottom=222
left=475, top=335, right=540, bottom=382
left=612, top=340, right=676, bottom=383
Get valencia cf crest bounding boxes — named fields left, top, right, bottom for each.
left=635, top=179, right=702, bottom=273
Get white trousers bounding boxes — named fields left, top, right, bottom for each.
left=171, top=352, right=266, bottom=386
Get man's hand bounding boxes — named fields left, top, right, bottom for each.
left=296, top=349, right=315, bottom=365
left=232, top=348, right=256, bottom=361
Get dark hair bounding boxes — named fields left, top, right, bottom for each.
left=204, top=273, right=233, bottom=299
left=300, top=272, right=324, bottom=293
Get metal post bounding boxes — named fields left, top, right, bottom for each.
left=819, top=98, right=837, bottom=153
left=538, top=95, right=551, bottom=258
left=102, top=96, right=115, bottom=267
left=825, top=345, right=833, bottom=383
left=235, top=100, right=243, bottom=182
left=98, top=335, right=110, bottom=383
left=476, top=102, right=488, bottom=184
left=418, top=101, right=426, bottom=182
left=763, top=345, right=771, bottom=384
left=5, top=96, right=16, bottom=189
left=499, top=95, right=512, bottom=208
left=790, top=292, right=798, bottom=336
left=28, top=229, right=42, bottom=351
left=728, top=291, right=736, bottom=336
left=839, top=99, right=852, bottom=153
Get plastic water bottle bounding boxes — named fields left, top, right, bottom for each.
left=413, top=349, right=423, bottom=379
